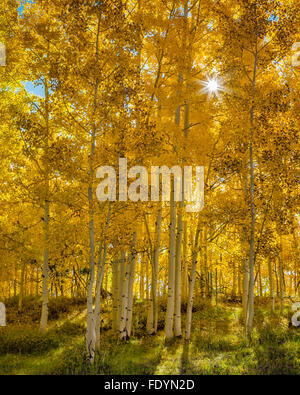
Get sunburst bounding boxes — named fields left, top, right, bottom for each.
left=199, top=74, right=226, bottom=99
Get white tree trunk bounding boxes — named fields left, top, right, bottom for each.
left=117, top=252, right=125, bottom=334
left=278, top=253, right=285, bottom=315
left=40, top=77, right=50, bottom=333
left=153, top=208, right=162, bottom=333
left=112, top=258, right=119, bottom=332
left=185, top=228, right=200, bottom=340
left=245, top=35, right=258, bottom=336
left=268, top=258, right=275, bottom=313
left=165, top=179, right=176, bottom=339
left=174, top=201, right=183, bottom=337
left=40, top=199, right=49, bottom=332
left=86, top=14, right=101, bottom=363
left=126, top=232, right=137, bottom=338
left=119, top=252, right=129, bottom=340
left=18, top=260, right=26, bottom=313
left=243, top=258, right=249, bottom=323
left=95, top=202, right=112, bottom=350
left=182, top=221, right=188, bottom=301
left=147, top=207, right=162, bottom=334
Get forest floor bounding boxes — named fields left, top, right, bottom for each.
left=0, top=296, right=299, bottom=375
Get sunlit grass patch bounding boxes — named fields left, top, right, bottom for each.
left=0, top=300, right=299, bottom=375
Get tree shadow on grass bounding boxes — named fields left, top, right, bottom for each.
left=180, top=340, right=190, bottom=374
left=253, top=326, right=300, bottom=375
left=96, top=334, right=165, bottom=375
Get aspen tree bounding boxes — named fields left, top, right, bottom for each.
left=95, top=202, right=112, bottom=350
left=140, top=253, right=145, bottom=300
left=145, top=256, right=149, bottom=300
left=126, top=232, right=137, bottom=338
left=119, top=253, right=129, bottom=340
left=278, top=253, right=285, bottom=315
left=238, top=263, right=242, bottom=297
left=292, top=230, right=299, bottom=296
left=174, top=0, right=192, bottom=337
left=86, top=11, right=101, bottom=363
left=203, top=227, right=209, bottom=298
left=174, top=201, right=183, bottom=336
left=18, top=260, right=25, bottom=312
left=40, top=74, right=50, bottom=333
left=245, top=31, right=258, bottom=336
left=165, top=178, right=176, bottom=340
left=268, top=258, right=275, bottom=313
left=232, top=262, right=237, bottom=298
left=117, top=251, right=126, bottom=338
left=153, top=210, right=162, bottom=333
left=182, top=221, right=188, bottom=301
left=215, top=268, right=218, bottom=306
left=146, top=207, right=162, bottom=334
left=185, top=228, right=200, bottom=340
left=112, top=258, right=119, bottom=332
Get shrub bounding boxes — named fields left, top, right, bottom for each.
left=0, top=327, right=59, bottom=355
left=53, top=321, right=85, bottom=337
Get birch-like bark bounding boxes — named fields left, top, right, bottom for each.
left=185, top=228, right=200, bottom=340
left=41, top=199, right=49, bottom=333
left=40, top=76, right=50, bottom=333
left=145, top=256, right=149, bottom=300
left=238, top=263, right=242, bottom=297
left=164, top=54, right=181, bottom=339
left=153, top=208, right=162, bottom=332
left=117, top=252, right=125, bottom=332
left=182, top=221, right=188, bottom=301
left=232, top=262, right=236, bottom=298
left=86, top=14, right=101, bottom=363
left=112, top=258, right=119, bottom=332
left=147, top=207, right=162, bottom=334
left=268, top=258, right=275, bottom=313
left=18, top=260, right=26, bottom=312
left=95, top=202, right=112, bottom=350
left=275, top=268, right=280, bottom=299
left=243, top=258, right=249, bottom=323
left=278, top=253, right=285, bottom=315
left=126, top=232, right=137, bottom=338
left=293, top=231, right=299, bottom=295
left=203, top=227, right=208, bottom=298
left=24, top=262, right=28, bottom=297
left=245, top=34, right=258, bottom=336
left=140, top=254, right=144, bottom=300
left=173, top=0, right=189, bottom=332
left=258, top=265, right=263, bottom=297
left=174, top=200, right=183, bottom=337
left=209, top=250, right=213, bottom=299
left=165, top=178, right=176, bottom=339
left=215, top=268, right=218, bottom=306
left=119, top=252, right=129, bottom=340
left=144, top=215, right=154, bottom=334
left=36, top=268, right=39, bottom=296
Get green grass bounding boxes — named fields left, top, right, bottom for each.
left=0, top=297, right=299, bottom=375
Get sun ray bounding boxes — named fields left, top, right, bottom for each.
left=199, top=74, right=227, bottom=99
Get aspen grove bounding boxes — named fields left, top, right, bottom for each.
left=0, top=0, right=299, bottom=375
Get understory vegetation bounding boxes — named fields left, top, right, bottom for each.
left=0, top=0, right=299, bottom=374
left=0, top=296, right=299, bottom=375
